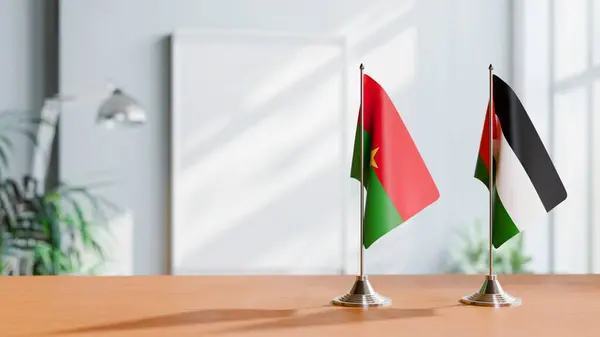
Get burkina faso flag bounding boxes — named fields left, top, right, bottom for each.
left=351, top=73, right=439, bottom=248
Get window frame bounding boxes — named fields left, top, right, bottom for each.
left=514, top=0, right=599, bottom=274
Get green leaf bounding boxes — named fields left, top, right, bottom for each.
left=69, top=253, right=80, bottom=273
left=0, top=176, right=116, bottom=275
left=34, top=243, right=53, bottom=274
left=74, top=211, right=90, bottom=246
left=60, top=196, right=98, bottom=249
left=38, top=202, right=62, bottom=255
left=51, top=182, right=120, bottom=221
left=90, top=238, right=106, bottom=261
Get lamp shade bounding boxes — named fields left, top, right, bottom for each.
left=96, top=89, right=146, bottom=127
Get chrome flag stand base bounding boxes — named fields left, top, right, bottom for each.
left=460, top=274, right=521, bottom=307
left=331, top=275, right=391, bottom=308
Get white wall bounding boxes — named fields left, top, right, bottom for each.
left=59, top=0, right=512, bottom=275
left=0, top=0, right=48, bottom=179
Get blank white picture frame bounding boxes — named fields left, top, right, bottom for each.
left=170, top=30, right=350, bottom=275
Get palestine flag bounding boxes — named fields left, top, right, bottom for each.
left=475, top=74, right=567, bottom=248
left=351, top=74, right=439, bottom=249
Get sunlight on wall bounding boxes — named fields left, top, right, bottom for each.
left=240, top=0, right=415, bottom=114
left=169, top=0, right=511, bottom=275
left=174, top=17, right=418, bottom=274
left=241, top=43, right=344, bottom=112
left=180, top=42, right=344, bottom=156
left=178, top=78, right=342, bottom=259
left=172, top=35, right=346, bottom=274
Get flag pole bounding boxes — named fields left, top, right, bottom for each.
left=359, top=63, right=365, bottom=277
left=488, top=64, right=494, bottom=278
left=331, top=63, right=391, bottom=308
left=459, top=64, right=521, bottom=307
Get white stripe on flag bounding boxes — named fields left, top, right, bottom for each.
left=495, top=132, right=548, bottom=230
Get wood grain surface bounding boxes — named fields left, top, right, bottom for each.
left=1, top=275, right=599, bottom=336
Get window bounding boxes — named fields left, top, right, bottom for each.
left=516, top=0, right=600, bottom=274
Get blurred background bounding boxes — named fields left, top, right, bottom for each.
left=0, top=0, right=596, bottom=276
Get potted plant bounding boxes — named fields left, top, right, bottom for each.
left=445, top=219, right=533, bottom=274
left=0, top=110, right=118, bottom=275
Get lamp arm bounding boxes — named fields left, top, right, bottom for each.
left=30, top=101, right=61, bottom=191
left=33, top=81, right=115, bottom=189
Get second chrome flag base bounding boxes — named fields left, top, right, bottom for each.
left=460, top=274, right=521, bottom=307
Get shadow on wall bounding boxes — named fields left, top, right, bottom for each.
left=167, top=0, right=509, bottom=275
left=171, top=0, right=426, bottom=275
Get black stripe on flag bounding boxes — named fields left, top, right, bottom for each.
left=493, top=74, right=567, bottom=212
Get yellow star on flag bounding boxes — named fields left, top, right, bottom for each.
left=371, top=147, right=379, bottom=168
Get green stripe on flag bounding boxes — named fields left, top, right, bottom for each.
left=351, top=127, right=372, bottom=188
left=474, top=155, right=520, bottom=248
left=364, top=168, right=404, bottom=248
left=351, top=127, right=404, bottom=248
left=474, top=155, right=496, bottom=188
left=493, top=189, right=520, bottom=248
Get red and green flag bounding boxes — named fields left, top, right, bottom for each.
left=351, top=74, right=439, bottom=248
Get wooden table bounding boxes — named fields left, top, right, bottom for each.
left=1, top=275, right=599, bottom=336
